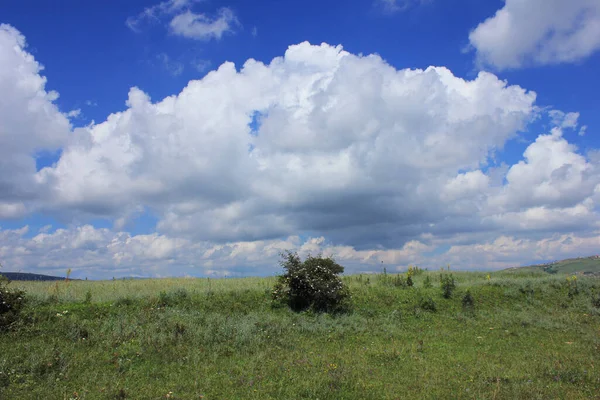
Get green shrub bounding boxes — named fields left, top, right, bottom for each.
left=392, top=274, right=406, bottom=287
left=418, top=296, right=437, bottom=312
left=0, top=276, right=26, bottom=331
left=462, top=290, right=475, bottom=309
left=272, top=252, right=351, bottom=313
left=423, top=275, right=433, bottom=288
left=591, top=292, right=600, bottom=308
left=440, top=273, right=456, bottom=299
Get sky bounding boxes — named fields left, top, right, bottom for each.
left=0, top=0, right=599, bottom=279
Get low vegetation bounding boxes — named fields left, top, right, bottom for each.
left=0, top=267, right=599, bottom=399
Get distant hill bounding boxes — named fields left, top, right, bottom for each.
left=504, top=256, right=600, bottom=275
left=0, top=272, right=66, bottom=281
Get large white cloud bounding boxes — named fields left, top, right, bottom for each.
left=1, top=25, right=599, bottom=276
left=33, top=42, right=543, bottom=249
left=0, top=24, right=71, bottom=218
left=469, top=0, right=600, bottom=70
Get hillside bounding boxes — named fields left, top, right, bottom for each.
left=504, top=255, right=600, bottom=275
left=0, top=272, right=66, bottom=281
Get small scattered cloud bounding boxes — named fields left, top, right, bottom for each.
left=251, top=26, right=258, bottom=37
left=66, top=109, right=81, bottom=119
left=169, top=8, right=238, bottom=40
left=469, top=0, right=600, bottom=70
left=579, top=125, right=588, bottom=136
left=85, top=100, right=97, bottom=107
left=191, top=58, right=211, bottom=73
left=549, top=110, right=579, bottom=130
left=157, top=53, right=185, bottom=76
left=126, top=0, right=203, bottom=32
left=126, top=0, right=239, bottom=41
left=376, top=0, right=430, bottom=14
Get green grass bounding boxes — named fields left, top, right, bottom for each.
left=1, top=271, right=600, bottom=399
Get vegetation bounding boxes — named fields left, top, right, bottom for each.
left=440, top=272, right=457, bottom=298
left=503, top=256, right=600, bottom=275
left=0, top=270, right=599, bottom=399
left=0, top=276, right=26, bottom=331
left=272, top=252, right=351, bottom=313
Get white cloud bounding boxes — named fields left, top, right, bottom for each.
left=126, top=0, right=202, bottom=32
left=169, top=8, right=238, bottom=40
left=0, top=224, right=598, bottom=278
left=0, top=24, right=71, bottom=218
left=126, top=0, right=239, bottom=41
left=549, top=110, right=579, bottom=130
left=1, top=26, right=599, bottom=277
left=191, top=58, right=211, bottom=73
left=33, top=42, right=543, bottom=249
left=377, top=0, right=430, bottom=14
left=488, top=128, right=599, bottom=213
left=469, top=0, right=600, bottom=70
left=67, top=109, right=82, bottom=118
left=157, top=53, right=184, bottom=76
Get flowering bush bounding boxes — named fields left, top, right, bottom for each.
left=272, top=252, right=351, bottom=313
left=0, top=276, right=26, bottom=331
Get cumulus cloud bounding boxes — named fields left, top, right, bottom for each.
left=469, top=0, right=600, bottom=70
left=33, top=41, right=544, bottom=249
left=1, top=25, right=599, bottom=277
left=0, top=24, right=71, bottom=218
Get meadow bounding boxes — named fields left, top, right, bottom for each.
left=1, top=270, right=599, bottom=399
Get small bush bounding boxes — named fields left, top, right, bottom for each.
left=591, top=292, right=600, bottom=308
left=392, top=274, right=406, bottom=287
left=272, top=252, right=351, bottom=313
left=462, top=290, right=475, bottom=310
left=440, top=273, right=456, bottom=299
left=423, top=275, right=433, bottom=288
left=0, top=276, right=26, bottom=331
left=419, top=296, right=437, bottom=312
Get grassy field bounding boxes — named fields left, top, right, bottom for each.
left=1, top=270, right=600, bottom=399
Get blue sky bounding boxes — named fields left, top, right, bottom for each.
left=0, top=0, right=599, bottom=279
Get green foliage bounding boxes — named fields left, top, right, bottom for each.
left=392, top=274, right=406, bottom=287
left=462, top=290, right=475, bottom=310
left=440, top=273, right=456, bottom=299
left=272, top=252, right=351, bottom=313
left=0, top=276, right=26, bottom=331
left=566, top=275, right=579, bottom=299
left=423, top=275, right=433, bottom=288
left=406, top=274, right=414, bottom=287
left=417, top=296, right=437, bottom=312
left=591, top=292, right=600, bottom=308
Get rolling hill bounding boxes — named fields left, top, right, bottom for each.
left=504, top=255, right=600, bottom=275
left=0, top=272, right=66, bottom=281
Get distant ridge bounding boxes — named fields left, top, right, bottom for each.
left=0, top=272, right=67, bottom=281
left=504, top=255, right=600, bottom=275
